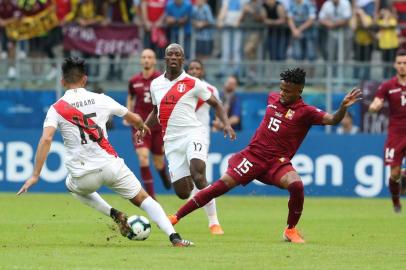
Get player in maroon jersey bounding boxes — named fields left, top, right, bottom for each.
left=369, top=50, right=406, bottom=213
left=126, top=49, right=171, bottom=199
left=168, top=68, right=362, bottom=243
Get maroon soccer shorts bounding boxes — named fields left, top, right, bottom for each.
left=132, top=128, right=164, bottom=155
left=384, top=133, right=406, bottom=166
left=226, top=149, right=295, bottom=187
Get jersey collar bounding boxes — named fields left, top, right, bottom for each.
left=65, top=88, right=87, bottom=95
left=163, top=70, right=187, bottom=82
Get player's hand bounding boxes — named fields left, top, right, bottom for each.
left=342, top=87, right=362, bottom=108
left=17, top=175, right=39, bottom=195
left=135, top=124, right=151, bottom=143
left=224, top=124, right=236, bottom=141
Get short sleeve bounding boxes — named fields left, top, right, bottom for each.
left=43, top=106, right=59, bottom=129
left=305, top=106, right=327, bottom=125
left=318, top=3, right=328, bottom=20
left=194, top=79, right=212, bottom=101
left=150, top=80, right=158, bottom=105
left=103, top=95, right=128, bottom=117
left=375, top=82, right=388, bottom=100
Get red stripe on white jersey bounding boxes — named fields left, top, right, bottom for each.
left=159, top=77, right=196, bottom=135
left=53, top=100, right=118, bottom=157
left=196, top=86, right=214, bottom=111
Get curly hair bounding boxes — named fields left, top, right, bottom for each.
left=280, top=68, right=306, bottom=85
left=62, top=56, right=86, bottom=84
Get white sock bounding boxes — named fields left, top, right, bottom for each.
left=140, top=196, right=176, bottom=236
left=71, top=192, right=112, bottom=216
left=192, top=186, right=220, bottom=226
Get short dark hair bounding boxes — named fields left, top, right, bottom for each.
left=280, top=68, right=306, bottom=85
left=62, top=56, right=86, bottom=84
left=396, top=49, right=406, bottom=57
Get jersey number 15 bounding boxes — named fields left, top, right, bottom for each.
left=268, top=117, right=281, bottom=132
left=72, top=113, right=104, bottom=145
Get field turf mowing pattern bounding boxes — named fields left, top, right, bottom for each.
left=1, top=193, right=406, bottom=270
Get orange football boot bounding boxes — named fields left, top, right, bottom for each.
left=283, top=227, right=305, bottom=243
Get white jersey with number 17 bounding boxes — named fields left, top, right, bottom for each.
left=43, top=88, right=128, bottom=177
left=150, top=71, right=212, bottom=141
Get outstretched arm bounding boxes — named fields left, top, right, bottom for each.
left=124, top=111, right=151, bottom=143
left=123, top=111, right=150, bottom=133
left=206, top=95, right=236, bottom=140
left=322, top=88, right=362, bottom=125
left=368, top=97, right=384, bottom=113
left=17, top=127, right=56, bottom=195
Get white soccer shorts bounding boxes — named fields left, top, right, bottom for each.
left=164, top=128, right=209, bottom=183
left=65, top=157, right=142, bottom=199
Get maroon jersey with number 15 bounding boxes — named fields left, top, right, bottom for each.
left=128, top=71, right=161, bottom=130
left=247, top=92, right=327, bottom=162
left=226, top=92, right=327, bottom=186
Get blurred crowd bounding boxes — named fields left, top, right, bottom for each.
left=1, top=0, right=406, bottom=81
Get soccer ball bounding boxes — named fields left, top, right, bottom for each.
left=127, top=215, right=151, bottom=241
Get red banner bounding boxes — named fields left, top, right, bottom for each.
left=63, top=24, right=141, bottom=55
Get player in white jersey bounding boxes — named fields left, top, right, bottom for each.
left=17, top=57, right=193, bottom=247
left=143, top=44, right=236, bottom=235
left=188, top=59, right=220, bottom=140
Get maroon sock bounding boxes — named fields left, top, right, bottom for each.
left=141, top=166, right=155, bottom=199
left=389, top=178, right=401, bottom=207
left=176, top=180, right=229, bottom=220
left=287, top=181, right=304, bottom=229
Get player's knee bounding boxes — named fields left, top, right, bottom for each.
left=138, top=156, right=149, bottom=167
left=175, top=189, right=191, bottom=200
left=152, top=158, right=164, bottom=170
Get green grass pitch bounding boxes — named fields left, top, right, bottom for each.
left=1, top=193, right=406, bottom=270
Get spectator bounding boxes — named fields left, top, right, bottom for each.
left=287, top=0, right=317, bottom=62
left=56, top=0, right=79, bottom=59
left=239, top=0, right=265, bottom=61
left=191, top=0, right=215, bottom=60
left=17, top=0, right=53, bottom=78
left=350, top=7, right=374, bottom=80
left=217, top=0, right=248, bottom=75
left=318, top=0, right=352, bottom=63
left=165, top=0, right=193, bottom=59
left=212, top=75, right=242, bottom=131
left=141, top=0, right=167, bottom=58
left=263, top=0, right=288, bottom=60
left=392, top=0, right=406, bottom=49
left=73, top=0, right=105, bottom=78
left=377, top=7, right=399, bottom=78
left=336, top=111, right=359, bottom=134
left=0, top=0, right=19, bottom=79
left=352, top=0, right=379, bottom=18
left=238, top=0, right=265, bottom=83
left=103, top=0, right=133, bottom=81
